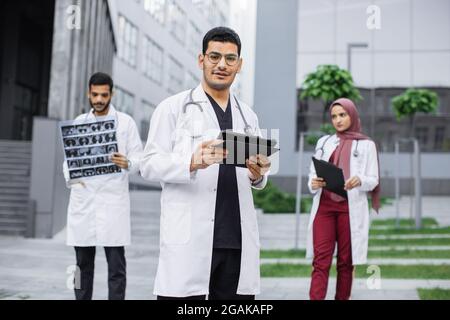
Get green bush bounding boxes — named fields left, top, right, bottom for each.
left=252, top=181, right=391, bottom=214
left=306, top=124, right=336, bottom=146
left=252, top=181, right=312, bottom=214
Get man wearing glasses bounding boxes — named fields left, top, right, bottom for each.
left=140, top=27, right=271, bottom=300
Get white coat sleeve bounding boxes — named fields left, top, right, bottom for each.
left=358, top=141, right=379, bottom=192
left=307, top=137, right=327, bottom=195
left=250, top=116, right=268, bottom=190
left=140, top=102, right=194, bottom=184
left=125, top=118, right=144, bottom=175
left=62, top=161, right=71, bottom=189
left=307, top=160, right=319, bottom=195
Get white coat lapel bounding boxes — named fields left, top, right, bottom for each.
left=230, top=94, right=243, bottom=134
left=322, top=135, right=339, bottom=162
left=192, top=85, right=221, bottom=132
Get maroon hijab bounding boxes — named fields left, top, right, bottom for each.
left=330, top=98, right=381, bottom=213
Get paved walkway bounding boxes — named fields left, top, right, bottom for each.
left=259, top=279, right=450, bottom=300
left=258, top=196, right=450, bottom=250
left=261, top=258, right=450, bottom=265
left=1, top=192, right=449, bottom=300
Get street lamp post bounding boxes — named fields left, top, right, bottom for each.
left=295, top=132, right=305, bottom=250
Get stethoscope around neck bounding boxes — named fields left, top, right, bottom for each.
left=182, top=88, right=254, bottom=137
left=316, top=134, right=360, bottom=159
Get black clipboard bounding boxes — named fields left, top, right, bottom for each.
left=312, top=157, right=348, bottom=199
left=214, top=130, right=280, bottom=168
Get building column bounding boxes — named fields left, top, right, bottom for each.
left=254, top=0, right=298, bottom=181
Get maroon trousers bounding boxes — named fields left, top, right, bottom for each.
left=309, top=191, right=354, bottom=300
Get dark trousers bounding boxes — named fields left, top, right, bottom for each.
left=310, top=200, right=354, bottom=300
left=157, top=248, right=255, bottom=301
left=74, top=246, right=126, bottom=300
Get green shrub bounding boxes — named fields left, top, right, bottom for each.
left=252, top=181, right=391, bottom=214
left=252, top=181, right=312, bottom=214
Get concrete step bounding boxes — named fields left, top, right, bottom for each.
left=0, top=187, right=29, bottom=195
left=0, top=175, right=30, bottom=183
left=0, top=163, right=31, bottom=171
left=0, top=150, right=32, bottom=157
left=0, top=201, right=29, bottom=210
left=0, top=180, right=30, bottom=188
left=0, top=194, right=29, bottom=202
left=0, top=146, right=31, bottom=152
left=0, top=217, right=27, bottom=228
left=0, top=210, right=27, bottom=219
left=0, top=140, right=32, bottom=147
left=0, top=226, right=26, bottom=236
left=0, top=168, right=30, bottom=176
left=0, top=142, right=32, bottom=148
left=0, top=155, right=32, bottom=163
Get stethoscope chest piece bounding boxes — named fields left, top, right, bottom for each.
left=317, top=135, right=361, bottom=159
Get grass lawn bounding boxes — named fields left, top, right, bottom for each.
left=371, top=218, right=438, bottom=228
left=260, top=249, right=450, bottom=259
left=369, top=238, right=450, bottom=246
left=261, top=264, right=450, bottom=279
left=418, top=288, right=450, bottom=300
left=370, top=226, right=450, bottom=236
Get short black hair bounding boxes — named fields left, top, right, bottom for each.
left=89, top=72, right=114, bottom=92
left=202, top=27, right=242, bottom=56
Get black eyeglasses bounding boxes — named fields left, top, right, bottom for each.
left=205, top=52, right=240, bottom=66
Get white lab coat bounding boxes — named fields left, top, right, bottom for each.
left=63, top=105, right=143, bottom=247
left=140, top=84, right=268, bottom=297
left=306, top=134, right=379, bottom=265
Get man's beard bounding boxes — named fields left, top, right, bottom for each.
left=204, top=72, right=235, bottom=91
left=89, top=99, right=111, bottom=114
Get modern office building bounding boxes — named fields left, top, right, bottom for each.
left=255, top=0, right=450, bottom=195
left=0, top=0, right=116, bottom=141
left=109, top=0, right=231, bottom=140
left=0, top=0, right=116, bottom=237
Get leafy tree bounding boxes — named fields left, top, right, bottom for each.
left=300, top=65, right=362, bottom=123
left=392, top=89, right=439, bottom=136
left=305, top=124, right=336, bottom=146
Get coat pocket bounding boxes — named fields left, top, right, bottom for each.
left=160, top=202, right=191, bottom=245
left=69, top=184, right=88, bottom=215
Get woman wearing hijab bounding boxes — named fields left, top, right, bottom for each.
left=306, top=98, right=380, bottom=300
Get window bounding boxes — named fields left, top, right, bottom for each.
left=415, top=127, right=429, bottom=148
left=167, top=56, right=184, bottom=94
left=185, top=71, right=200, bottom=90
left=118, top=16, right=138, bottom=67
left=143, top=36, right=164, bottom=84
left=188, top=21, right=202, bottom=57
left=140, top=101, right=156, bottom=139
left=144, top=0, right=166, bottom=25
left=434, top=127, right=445, bottom=151
left=192, top=0, right=228, bottom=25
left=218, top=10, right=227, bottom=26
left=192, top=0, right=209, bottom=17
left=168, top=1, right=187, bottom=44
left=114, top=87, right=135, bottom=116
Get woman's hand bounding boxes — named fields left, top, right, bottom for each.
left=344, top=176, right=362, bottom=190
left=311, top=177, right=326, bottom=190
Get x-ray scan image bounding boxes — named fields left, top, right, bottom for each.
left=59, top=116, right=121, bottom=180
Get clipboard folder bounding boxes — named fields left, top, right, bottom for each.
left=214, top=130, right=280, bottom=168
left=312, top=157, right=348, bottom=199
